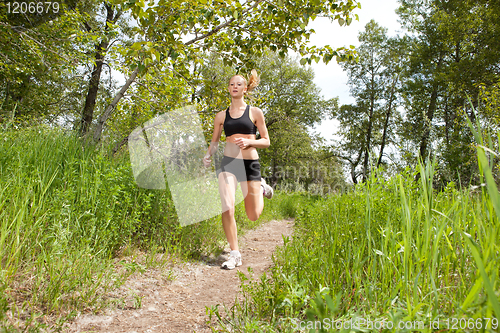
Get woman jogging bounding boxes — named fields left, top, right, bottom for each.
left=203, top=69, right=273, bottom=270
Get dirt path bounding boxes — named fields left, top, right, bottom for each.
left=66, top=219, right=293, bottom=333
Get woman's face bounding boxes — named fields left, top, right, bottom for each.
left=228, top=76, right=247, bottom=98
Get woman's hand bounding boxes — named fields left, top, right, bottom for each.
left=233, top=137, right=251, bottom=149
left=203, top=154, right=212, bottom=167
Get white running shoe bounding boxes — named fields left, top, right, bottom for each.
left=261, top=178, right=274, bottom=199
left=222, top=250, right=242, bottom=270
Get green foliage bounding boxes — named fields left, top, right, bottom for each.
left=211, top=127, right=500, bottom=332
left=256, top=50, right=338, bottom=128
left=88, top=0, right=360, bottom=142
left=254, top=51, right=345, bottom=193
left=396, top=0, right=500, bottom=186
left=0, top=0, right=102, bottom=123
left=3, top=0, right=361, bottom=149
left=335, top=20, right=405, bottom=184
left=105, top=68, right=190, bottom=145
left=0, top=126, right=245, bottom=328
left=478, top=80, right=500, bottom=126
left=330, top=0, right=500, bottom=186
left=116, top=0, right=359, bottom=72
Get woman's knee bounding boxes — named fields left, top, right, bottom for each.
left=222, top=205, right=236, bottom=217
left=246, top=209, right=262, bottom=222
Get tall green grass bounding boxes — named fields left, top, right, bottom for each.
left=211, top=125, right=499, bottom=331
left=0, top=126, right=267, bottom=330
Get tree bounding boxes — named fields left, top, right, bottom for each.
left=91, top=0, right=360, bottom=142
left=255, top=53, right=342, bottom=189
left=0, top=7, right=77, bottom=120
left=80, top=1, right=124, bottom=135
left=257, top=51, right=337, bottom=129
left=397, top=0, right=500, bottom=185
left=4, top=0, right=83, bottom=29
left=376, top=36, right=405, bottom=169
left=335, top=20, right=403, bottom=183
left=0, top=0, right=114, bottom=126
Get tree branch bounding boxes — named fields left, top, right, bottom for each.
left=93, top=66, right=140, bottom=142
left=183, top=0, right=265, bottom=46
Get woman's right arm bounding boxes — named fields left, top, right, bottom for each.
left=203, top=111, right=224, bottom=167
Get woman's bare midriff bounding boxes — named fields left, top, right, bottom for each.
left=224, top=134, right=259, bottom=159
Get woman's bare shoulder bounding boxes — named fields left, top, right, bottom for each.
left=250, top=106, right=264, bottom=118
left=214, top=110, right=227, bottom=123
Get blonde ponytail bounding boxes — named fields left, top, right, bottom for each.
left=246, top=69, right=260, bottom=93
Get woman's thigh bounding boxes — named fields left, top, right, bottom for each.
left=240, top=180, right=263, bottom=221
left=218, top=171, right=238, bottom=213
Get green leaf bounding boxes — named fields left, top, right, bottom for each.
left=300, top=58, right=307, bottom=66
left=460, top=277, right=482, bottom=311
left=153, top=50, right=161, bottom=62
left=463, top=233, right=500, bottom=319
left=131, top=42, right=142, bottom=51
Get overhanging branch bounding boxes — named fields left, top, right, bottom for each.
left=183, top=0, right=265, bottom=46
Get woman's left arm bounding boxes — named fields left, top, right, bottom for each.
left=248, top=107, right=270, bottom=149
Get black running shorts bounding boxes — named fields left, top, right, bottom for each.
left=217, top=156, right=261, bottom=182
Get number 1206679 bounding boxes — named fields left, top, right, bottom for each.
left=6, top=2, right=60, bottom=14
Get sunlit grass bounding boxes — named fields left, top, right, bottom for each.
left=0, top=126, right=273, bottom=330
left=211, top=120, right=500, bottom=332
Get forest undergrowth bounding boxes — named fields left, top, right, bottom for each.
left=0, top=126, right=290, bottom=331
left=209, top=120, right=500, bottom=332
left=1, top=119, right=499, bottom=332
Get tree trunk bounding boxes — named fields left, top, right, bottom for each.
left=350, top=148, right=363, bottom=184
left=112, top=135, right=128, bottom=155
left=419, top=83, right=438, bottom=160
left=362, top=90, right=376, bottom=182
left=80, top=3, right=121, bottom=136
left=377, top=75, right=398, bottom=168
left=271, top=151, right=278, bottom=186
left=80, top=41, right=108, bottom=135
left=2, top=82, right=10, bottom=123
left=444, top=97, right=450, bottom=146
left=351, top=166, right=358, bottom=184
left=419, top=56, right=443, bottom=161
left=93, top=67, right=140, bottom=143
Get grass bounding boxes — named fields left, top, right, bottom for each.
left=0, top=125, right=275, bottom=331
left=2, top=118, right=498, bottom=332
left=209, top=122, right=500, bottom=332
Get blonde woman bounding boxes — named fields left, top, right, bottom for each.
left=203, top=70, right=273, bottom=270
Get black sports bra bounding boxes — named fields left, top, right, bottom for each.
left=223, top=105, right=257, bottom=137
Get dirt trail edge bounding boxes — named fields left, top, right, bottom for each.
left=66, top=219, right=294, bottom=333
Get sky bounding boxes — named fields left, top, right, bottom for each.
left=307, top=0, right=403, bottom=142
